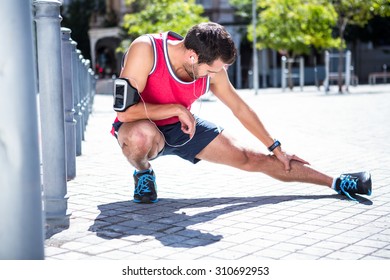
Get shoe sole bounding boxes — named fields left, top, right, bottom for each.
left=133, top=197, right=158, bottom=204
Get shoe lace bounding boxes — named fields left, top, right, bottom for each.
left=339, top=175, right=358, bottom=201
left=134, top=174, right=155, bottom=196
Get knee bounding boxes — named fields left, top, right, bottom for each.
left=130, top=127, right=153, bottom=146
left=118, top=122, right=156, bottom=152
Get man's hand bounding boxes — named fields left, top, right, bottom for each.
left=273, top=148, right=310, bottom=172
left=177, top=106, right=196, bottom=138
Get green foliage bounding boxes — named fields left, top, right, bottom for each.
left=230, top=0, right=390, bottom=56
left=229, top=0, right=253, bottom=20
left=244, top=0, right=339, bottom=57
left=373, top=0, right=390, bottom=17
left=330, top=0, right=390, bottom=91
left=332, top=0, right=390, bottom=27
left=121, top=0, right=209, bottom=41
left=331, top=0, right=390, bottom=50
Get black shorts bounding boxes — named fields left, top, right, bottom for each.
left=112, top=116, right=223, bottom=164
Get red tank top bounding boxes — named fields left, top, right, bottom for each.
left=112, top=31, right=210, bottom=129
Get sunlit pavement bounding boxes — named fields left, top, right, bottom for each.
left=44, top=84, right=390, bottom=260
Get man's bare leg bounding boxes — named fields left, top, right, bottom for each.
left=117, top=120, right=164, bottom=203
left=117, top=120, right=165, bottom=170
left=196, top=131, right=333, bottom=187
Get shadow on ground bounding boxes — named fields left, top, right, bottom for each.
left=87, top=194, right=372, bottom=248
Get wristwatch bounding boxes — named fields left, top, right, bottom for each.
left=268, top=140, right=281, bottom=152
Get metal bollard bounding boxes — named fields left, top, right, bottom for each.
left=281, top=56, right=286, bottom=91
left=86, top=60, right=93, bottom=126
left=34, top=0, right=70, bottom=228
left=89, top=69, right=96, bottom=116
left=80, top=55, right=87, bottom=141
left=83, top=59, right=91, bottom=135
left=345, top=50, right=351, bottom=92
left=299, top=57, right=304, bottom=91
left=61, top=27, right=76, bottom=181
left=324, top=51, right=330, bottom=93
left=83, top=59, right=91, bottom=129
left=0, top=0, right=44, bottom=259
left=75, top=50, right=84, bottom=154
left=71, top=44, right=82, bottom=156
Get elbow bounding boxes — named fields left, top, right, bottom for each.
left=117, top=102, right=145, bottom=122
left=116, top=112, right=127, bottom=122
left=232, top=105, right=248, bottom=119
left=117, top=111, right=136, bottom=123
left=116, top=104, right=143, bottom=122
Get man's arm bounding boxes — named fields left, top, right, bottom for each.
left=210, top=69, right=309, bottom=171
left=210, top=69, right=276, bottom=148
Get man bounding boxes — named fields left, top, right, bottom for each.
left=111, top=22, right=371, bottom=203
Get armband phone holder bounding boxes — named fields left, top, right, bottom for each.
left=113, top=77, right=140, bottom=112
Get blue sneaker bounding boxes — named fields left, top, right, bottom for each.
left=334, top=171, right=372, bottom=201
left=133, top=169, right=158, bottom=203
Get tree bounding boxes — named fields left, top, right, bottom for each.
left=230, top=0, right=339, bottom=90
left=231, top=0, right=390, bottom=91
left=331, top=0, right=390, bottom=92
left=120, top=0, right=209, bottom=50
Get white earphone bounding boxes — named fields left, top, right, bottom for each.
left=191, top=56, right=195, bottom=63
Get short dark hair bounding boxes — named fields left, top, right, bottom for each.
left=184, top=22, right=237, bottom=65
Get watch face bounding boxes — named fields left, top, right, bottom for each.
left=114, top=84, right=125, bottom=109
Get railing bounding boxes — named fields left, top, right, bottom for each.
left=0, top=0, right=95, bottom=259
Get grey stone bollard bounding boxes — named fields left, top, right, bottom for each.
left=71, top=43, right=82, bottom=156
left=324, top=51, right=330, bottom=92
left=34, top=0, right=70, bottom=228
left=0, top=0, right=44, bottom=259
left=79, top=55, right=86, bottom=141
left=81, top=59, right=89, bottom=138
left=89, top=69, right=96, bottom=117
left=61, top=27, right=76, bottom=181
left=84, top=59, right=91, bottom=128
left=281, top=56, right=287, bottom=91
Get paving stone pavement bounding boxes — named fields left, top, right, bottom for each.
left=44, top=84, right=390, bottom=261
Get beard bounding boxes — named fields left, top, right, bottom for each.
left=184, top=62, right=198, bottom=80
